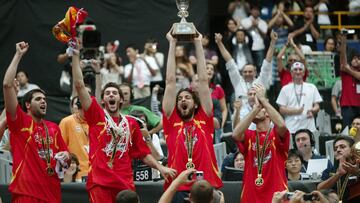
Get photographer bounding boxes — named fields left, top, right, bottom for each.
left=272, top=190, right=335, bottom=203
left=158, top=169, right=225, bottom=203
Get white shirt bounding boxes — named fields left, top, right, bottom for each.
left=124, top=58, right=153, bottom=87
left=317, top=3, right=331, bottom=25
left=100, top=67, right=123, bottom=88
left=276, top=82, right=323, bottom=133
left=17, top=83, right=40, bottom=97
left=144, top=55, right=162, bottom=82
left=226, top=58, right=272, bottom=100
left=241, top=16, right=268, bottom=51
left=235, top=44, right=247, bottom=71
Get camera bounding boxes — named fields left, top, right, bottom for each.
left=341, top=28, right=355, bottom=35
left=303, top=193, right=315, bottom=201
left=188, top=171, right=204, bottom=181
left=285, top=192, right=294, bottom=200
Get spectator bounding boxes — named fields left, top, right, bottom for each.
left=232, top=84, right=290, bottom=203
left=227, top=0, right=250, bottom=25
left=276, top=62, right=322, bottom=134
left=175, top=45, right=194, bottom=92
left=339, top=34, right=360, bottom=127
left=59, top=96, right=90, bottom=181
left=116, top=190, right=140, bottom=203
left=241, top=4, right=268, bottom=71
left=230, top=29, right=253, bottom=71
left=223, top=18, right=239, bottom=47
left=286, top=149, right=303, bottom=181
left=119, top=83, right=163, bottom=135
left=158, top=169, right=225, bottom=203
left=350, top=116, right=360, bottom=142
left=232, top=88, right=257, bottom=130
left=289, top=6, right=320, bottom=51
left=318, top=136, right=360, bottom=202
left=189, top=34, right=218, bottom=67
left=143, top=38, right=164, bottom=82
left=276, top=37, right=308, bottom=87
left=162, top=28, right=223, bottom=202
left=314, top=0, right=332, bottom=38
left=124, top=44, right=157, bottom=99
left=72, top=44, right=176, bottom=202
left=63, top=153, right=81, bottom=183
left=16, top=70, right=40, bottom=97
left=221, top=150, right=245, bottom=173
left=331, top=79, right=342, bottom=118
left=100, top=52, right=124, bottom=88
left=324, top=36, right=341, bottom=77
left=215, top=31, right=277, bottom=105
left=293, top=129, right=333, bottom=173
left=150, top=84, right=164, bottom=118
left=268, top=8, right=294, bottom=50
left=3, top=41, right=69, bottom=202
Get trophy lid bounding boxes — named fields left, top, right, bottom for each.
left=176, top=0, right=189, bottom=11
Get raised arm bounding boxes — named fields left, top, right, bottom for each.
left=265, top=31, right=278, bottom=63
left=339, top=34, right=347, bottom=67
left=195, top=32, right=213, bottom=116
left=254, top=84, right=287, bottom=137
left=267, top=11, right=281, bottom=29
left=72, top=49, right=92, bottom=111
left=215, top=33, right=233, bottom=62
left=162, top=27, right=178, bottom=118
left=276, top=42, right=287, bottom=73
left=233, top=93, right=262, bottom=142
left=3, top=42, right=29, bottom=119
left=281, top=10, right=294, bottom=27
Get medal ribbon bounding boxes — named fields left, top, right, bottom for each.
left=337, top=173, right=350, bottom=202
left=255, top=127, right=272, bottom=176
left=40, top=122, right=53, bottom=175
left=184, top=125, right=195, bottom=166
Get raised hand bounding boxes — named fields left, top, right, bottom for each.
left=15, top=42, right=29, bottom=56
left=166, top=25, right=177, bottom=43
left=214, top=33, right=223, bottom=44
left=270, top=30, right=278, bottom=42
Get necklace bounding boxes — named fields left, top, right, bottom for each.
left=184, top=125, right=196, bottom=169
left=39, top=121, right=54, bottom=176
left=293, top=83, right=303, bottom=106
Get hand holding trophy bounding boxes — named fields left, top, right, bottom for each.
left=172, top=0, right=198, bottom=41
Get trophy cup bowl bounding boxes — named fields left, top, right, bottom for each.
left=352, top=141, right=360, bottom=161
left=172, top=0, right=198, bottom=42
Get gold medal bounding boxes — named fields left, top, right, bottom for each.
left=186, top=161, right=195, bottom=169
left=255, top=174, right=264, bottom=186
left=46, top=166, right=55, bottom=176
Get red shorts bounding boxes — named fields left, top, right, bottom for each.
left=89, top=185, right=120, bottom=203
left=12, top=194, right=49, bottom=203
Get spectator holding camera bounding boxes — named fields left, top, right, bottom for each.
left=338, top=33, right=360, bottom=127
left=124, top=44, right=158, bottom=99
left=158, top=169, right=225, bottom=203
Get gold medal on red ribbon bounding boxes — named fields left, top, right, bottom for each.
left=46, top=166, right=55, bottom=176
left=255, top=174, right=264, bottom=186
left=186, top=160, right=195, bottom=169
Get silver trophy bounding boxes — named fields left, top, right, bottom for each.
left=172, top=0, right=197, bottom=41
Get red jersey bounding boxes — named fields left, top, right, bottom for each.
left=84, top=97, right=151, bottom=191
left=6, top=105, right=68, bottom=203
left=163, top=107, right=223, bottom=191
left=340, top=71, right=360, bottom=107
left=279, top=69, right=308, bottom=87
left=238, top=126, right=289, bottom=203
left=210, top=83, right=225, bottom=100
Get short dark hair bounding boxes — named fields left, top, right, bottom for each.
left=116, top=190, right=139, bottom=203
left=176, top=88, right=201, bottom=115
left=21, top=88, right=46, bottom=112
left=287, top=149, right=304, bottom=163
left=190, top=180, right=214, bottom=203
left=125, top=43, right=140, bottom=52
left=333, top=136, right=355, bottom=148
left=101, top=82, right=124, bottom=100
left=17, top=70, right=29, bottom=79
